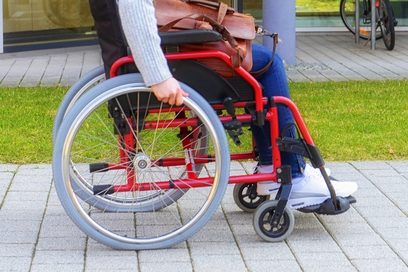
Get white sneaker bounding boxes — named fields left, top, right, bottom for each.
left=287, top=169, right=358, bottom=209
left=256, top=164, right=332, bottom=195
left=304, top=164, right=331, bottom=178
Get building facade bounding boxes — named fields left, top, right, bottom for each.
left=1, top=0, right=407, bottom=53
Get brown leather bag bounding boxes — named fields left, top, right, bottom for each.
left=154, top=0, right=256, bottom=76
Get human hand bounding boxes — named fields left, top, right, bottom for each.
left=151, top=77, right=189, bottom=106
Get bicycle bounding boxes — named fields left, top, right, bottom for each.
left=340, top=0, right=397, bottom=50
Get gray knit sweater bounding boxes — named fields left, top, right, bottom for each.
left=117, top=0, right=172, bottom=86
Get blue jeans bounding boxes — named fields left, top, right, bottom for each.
left=250, top=43, right=305, bottom=178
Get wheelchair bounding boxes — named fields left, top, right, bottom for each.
left=53, top=30, right=355, bottom=250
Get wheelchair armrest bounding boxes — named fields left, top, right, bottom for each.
left=159, top=30, right=223, bottom=46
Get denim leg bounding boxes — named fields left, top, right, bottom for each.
left=250, top=44, right=305, bottom=177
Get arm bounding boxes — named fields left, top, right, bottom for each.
left=117, top=0, right=187, bottom=105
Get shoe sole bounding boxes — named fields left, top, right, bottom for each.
left=288, top=196, right=330, bottom=210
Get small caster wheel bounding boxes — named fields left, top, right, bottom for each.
left=233, top=183, right=270, bottom=212
left=253, top=200, right=295, bottom=242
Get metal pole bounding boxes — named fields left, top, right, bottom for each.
left=371, top=0, right=376, bottom=49
left=0, top=0, right=3, bottom=53
left=263, top=0, right=296, bottom=64
left=355, top=0, right=360, bottom=44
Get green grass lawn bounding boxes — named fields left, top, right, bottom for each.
left=0, top=80, right=407, bottom=163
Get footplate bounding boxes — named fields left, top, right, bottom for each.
left=298, top=196, right=356, bottom=215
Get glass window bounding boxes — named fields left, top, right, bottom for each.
left=240, top=0, right=408, bottom=28
left=2, top=0, right=407, bottom=51
left=3, top=0, right=94, bottom=50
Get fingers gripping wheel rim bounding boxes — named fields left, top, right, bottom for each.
left=253, top=200, right=295, bottom=242
left=53, top=74, right=230, bottom=249
left=233, top=183, right=270, bottom=213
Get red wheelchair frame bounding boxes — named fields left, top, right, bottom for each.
left=105, top=49, right=317, bottom=195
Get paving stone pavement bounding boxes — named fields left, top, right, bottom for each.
left=0, top=162, right=408, bottom=272
left=1, top=33, right=408, bottom=86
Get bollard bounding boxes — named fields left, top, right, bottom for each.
left=262, top=0, right=296, bottom=64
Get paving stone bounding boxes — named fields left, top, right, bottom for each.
left=0, top=164, right=18, bottom=172
left=139, top=262, right=191, bottom=272
left=85, top=255, right=138, bottom=270
left=31, top=263, right=84, bottom=272
left=342, top=245, right=400, bottom=260
left=381, top=238, right=408, bottom=252
left=0, top=59, right=15, bottom=82
left=189, top=241, right=241, bottom=257
left=351, top=258, right=408, bottom=272
left=192, top=255, right=246, bottom=272
left=32, top=250, right=84, bottom=264
left=334, top=232, right=387, bottom=247
left=0, top=220, right=41, bottom=232
left=36, top=237, right=86, bottom=251
left=246, top=260, right=302, bottom=272
left=16, top=164, right=53, bottom=176
left=20, top=57, right=49, bottom=87
left=351, top=161, right=393, bottom=170
left=138, top=248, right=189, bottom=263
left=301, top=263, right=357, bottom=272
left=41, top=55, right=67, bottom=86
left=0, top=231, right=39, bottom=243
left=388, top=161, right=408, bottom=173
left=0, top=256, right=32, bottom=271
left=1, top=58, right=32, bottom=86
left=288, top=237, right=342, bottom=254
left=239, top=244, right=295, bottom=260
left=0, top=243, right=35, bottom=257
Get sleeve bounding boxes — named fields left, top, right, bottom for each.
left=117, top=0, right=173, bottom=86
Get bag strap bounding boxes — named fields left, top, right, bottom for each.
left=216, top=2, right=228, bottom=23
left=184, top=0, right=235, bottom=14
left=250, top=33, right=279, bottom=78
left=159, top=14, right=238, bottom=48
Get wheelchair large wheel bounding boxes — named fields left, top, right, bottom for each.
left=53, top=74, right=230, bottom=249
left=53, top=68, right=207, bottom=212
left=53, top=66, right=105, bottom=141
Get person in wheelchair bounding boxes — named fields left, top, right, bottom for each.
left=99, top=0, right=357, bottom=209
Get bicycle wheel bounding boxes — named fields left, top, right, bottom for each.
left=379, top=0, right=395, bottom=50
left=53, top=74, right=230, bottom=249
left=340, top=0, right=382, bottom=40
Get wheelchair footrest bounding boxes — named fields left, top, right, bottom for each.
left=89, top=163, right=109, bottom=173
left=298, top=196, right=356, bottom=215
left=93, top=185, right=115, bottom=195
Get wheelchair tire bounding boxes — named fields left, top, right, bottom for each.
left=53, top=66, right=106, bottom=142
left=53, top=68, right=206, bottom=212
left=253, top=200, right=294, bottom=242
left=53, top=74, right=230, bottom=249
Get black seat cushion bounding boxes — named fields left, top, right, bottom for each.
left=159, top=30, right=222, bottom=46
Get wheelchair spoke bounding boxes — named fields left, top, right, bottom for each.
left=54, top=82, right=229, bottom=249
